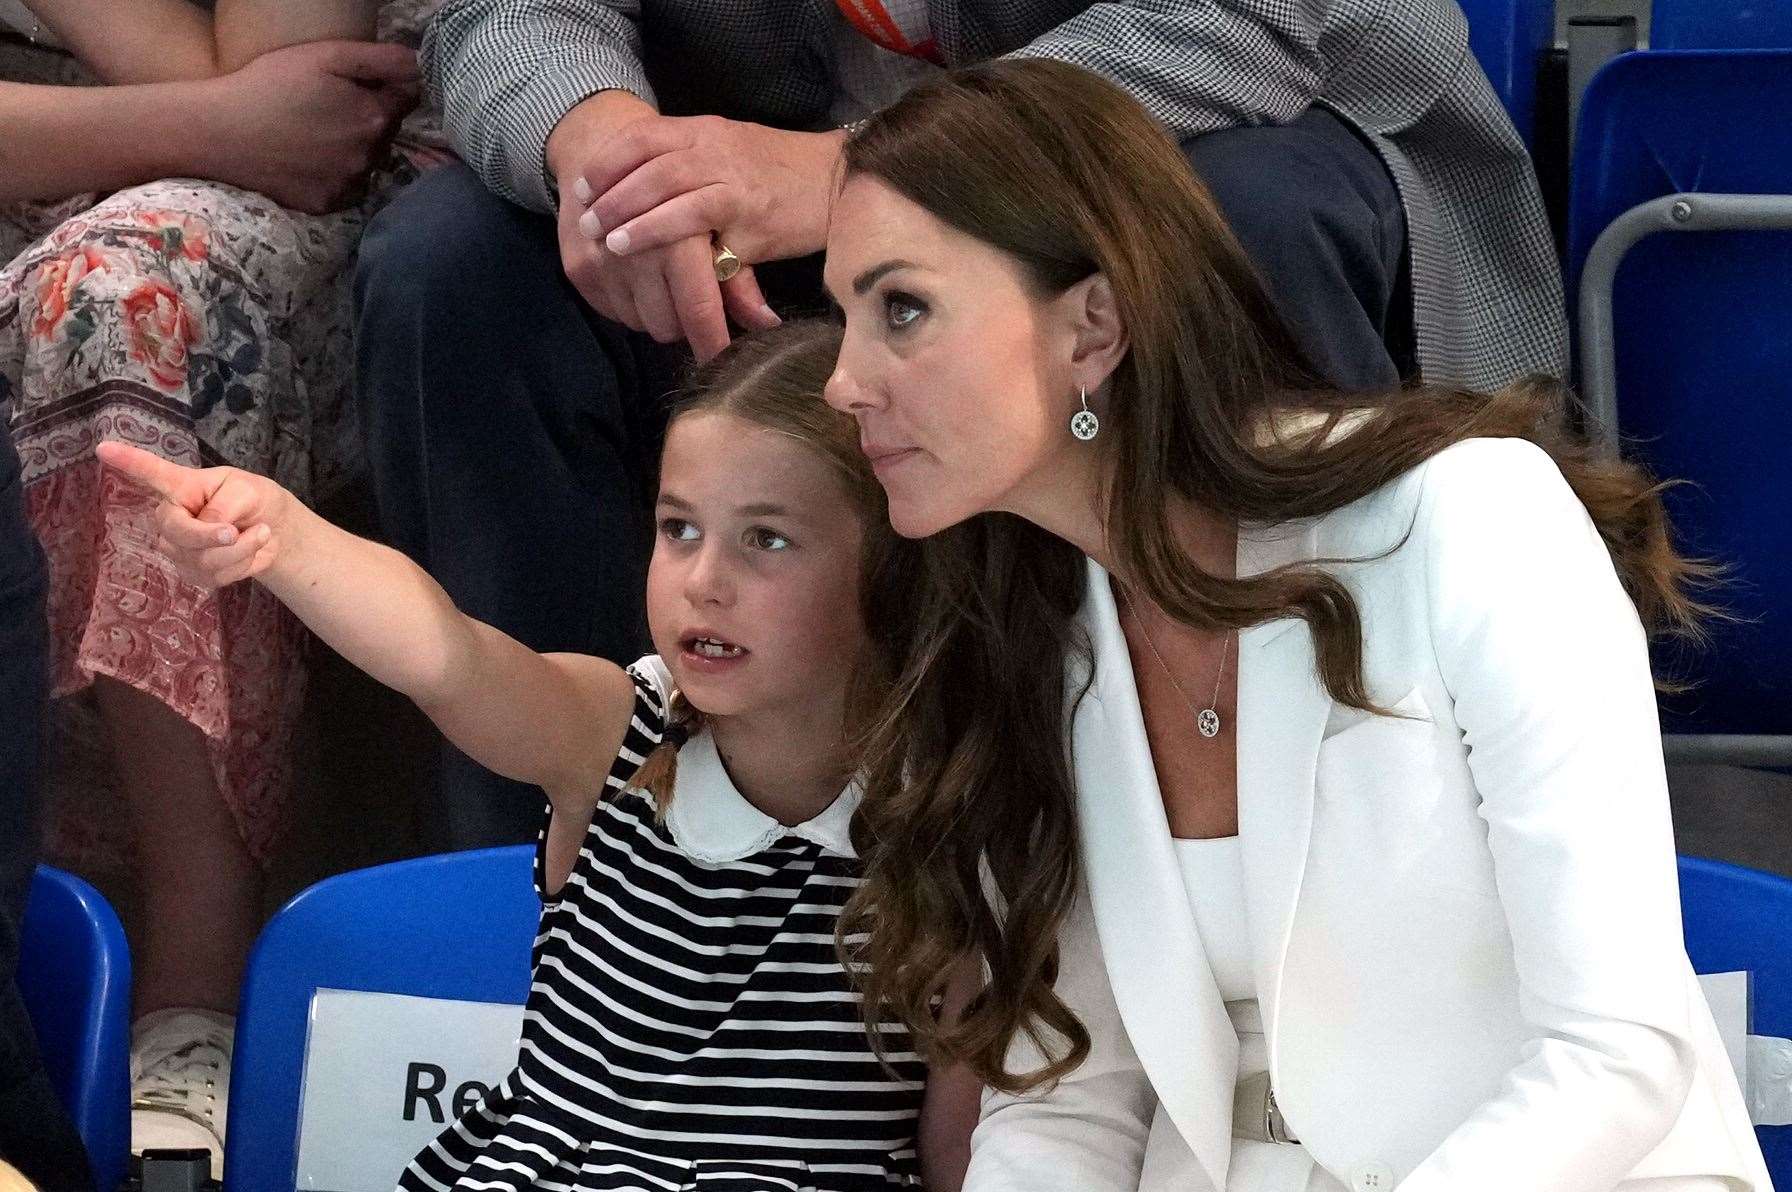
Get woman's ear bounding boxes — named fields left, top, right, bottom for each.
left=1065, top=272, right=1129, bottom=391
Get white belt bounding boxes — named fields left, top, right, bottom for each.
left=1227, top=1000, right=1299, bottom=1145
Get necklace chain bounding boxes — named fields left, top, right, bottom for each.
left=1118, top=587, right=1231, bottom=739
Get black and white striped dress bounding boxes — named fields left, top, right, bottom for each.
left=398, top=658, right=926, bottom=1192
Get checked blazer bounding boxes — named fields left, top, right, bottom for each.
left=423, top=0, right=1569, bottom=390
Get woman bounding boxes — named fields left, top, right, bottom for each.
left=822, top=60, right=1770, bottom=1191
left=0, top=0, right=442, bottom=1171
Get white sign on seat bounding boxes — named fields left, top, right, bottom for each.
left=1698, top=970, right=1792, bottom=1128
left=295, top=988, right=524, bottom=1192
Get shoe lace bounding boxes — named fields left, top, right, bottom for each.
left=133, top=1032, right=229, bottom=1115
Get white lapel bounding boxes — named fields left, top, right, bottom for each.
left=1233, top=525, right=1331, bottom=1082
left=1071, top=526, right=1333, bottom=1181
left=1072, top=560, right=1235, bottom=1192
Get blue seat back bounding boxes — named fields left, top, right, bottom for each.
left=1457, top=0, right=1556, bottom=146
left=223, top=847, right=538, bottom=1191
left=18, top=865, right=132, bottom=1192
left=1650, top=0, right=1792, bottom=50
left=1678, top=855, right=1792, bottom=1183
left=1568, top=50, right=1792, bottom=737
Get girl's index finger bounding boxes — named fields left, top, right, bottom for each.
left=95, top=441, right=210, bottom=512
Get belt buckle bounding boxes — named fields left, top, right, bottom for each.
left=1232, top=1071, right=1300, bottom=1145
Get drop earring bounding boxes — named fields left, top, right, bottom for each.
left=1069, top=386, right=1100, bottom=441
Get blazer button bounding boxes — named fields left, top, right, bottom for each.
left=1350, top=1162, right=1395, bottom=1191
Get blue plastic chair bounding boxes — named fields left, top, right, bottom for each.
left=1569, top=49, right=1792, bottom=765
left=1457, top=0, right=1557, bottom=147
left=223, top=847, right=539, bottom=1191
left=1649, top=0, right=1792, bottom=50
left=1679, top=855, right=1792, bottom=1184
left=18, top=865, right=132, bottom=1192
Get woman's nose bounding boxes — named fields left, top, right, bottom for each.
left=824, top=360, right=879, bottom=414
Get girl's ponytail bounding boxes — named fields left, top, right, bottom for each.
left=629, top=693, right=702, bottom=820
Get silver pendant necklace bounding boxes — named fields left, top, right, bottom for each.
left=1119, top=587, right=1231, bottom=739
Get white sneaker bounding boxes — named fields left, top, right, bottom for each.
left=130, top=1008, right=234, bottom=1180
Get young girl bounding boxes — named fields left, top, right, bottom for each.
left=98, top=320, right=975, bottom=1191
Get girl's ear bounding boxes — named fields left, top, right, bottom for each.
left=1064, top=272, right=1129, bottom=393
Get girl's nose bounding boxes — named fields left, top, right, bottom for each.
left=683, top=547, right=734, bottom=607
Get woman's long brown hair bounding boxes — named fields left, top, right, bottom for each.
left=836, top=58, right=1717, bottom=1093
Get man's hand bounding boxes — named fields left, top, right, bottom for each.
left=548, top=94, right=804, bottom=360
left=195, top=40, right=419, bottom=214
left=580, top=116, right=848, bottom=266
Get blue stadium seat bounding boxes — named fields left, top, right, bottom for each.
left=1457, top=0, right=1556, bottom=146
left=1649, top=0, right=1792, bottom=50
left=222, top=847, right=538, bottom=1191
left=18, top=865, right=132, bottom=1192
left=1679, top=855, right=1792, bottom=1183
left=1570, top=49, right=1792, bottom=765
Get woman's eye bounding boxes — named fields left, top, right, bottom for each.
left=884, top=291, right=926, bottom=331
left=747, top=527, right=791, bottom=551
left=660, top=517, right=699, bottom=542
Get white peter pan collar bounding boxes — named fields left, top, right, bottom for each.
left=662, top=729, right=860, bottom=863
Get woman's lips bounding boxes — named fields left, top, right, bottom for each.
left=863, top=444, right=922, bottom=476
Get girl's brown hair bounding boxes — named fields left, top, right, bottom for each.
left=836, top=58, right=1716, bottom=1093
left=629, top=320, right=923, bottom=812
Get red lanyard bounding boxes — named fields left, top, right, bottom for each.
left=835, top=0, right=943, bottom=63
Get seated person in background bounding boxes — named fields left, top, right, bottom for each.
left=0, top=397, right=88, bottom=1191
left=99, top=319, right=983, bottom=1192
left=357, top=0, right=1570, bottom=853
left=0, top=0, right=445, bottom=1171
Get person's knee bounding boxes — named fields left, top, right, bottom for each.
left=1188, top=122, right=1394, bottom=282
left=1182, top=115, right=1409, bottom=388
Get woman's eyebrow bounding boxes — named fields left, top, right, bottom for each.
left=853, top=259, right=915, bottom=296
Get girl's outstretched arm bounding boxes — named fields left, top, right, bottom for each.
left=97, top=441, right=638, bottom=808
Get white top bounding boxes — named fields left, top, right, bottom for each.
left=1173, top=836, right=1256, bottom=1003
left=1176, top=837, right=1332, bottom=1190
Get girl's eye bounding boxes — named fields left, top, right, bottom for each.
left=747, top=527, right=791, bottom=551
left=660, top=517, right=699, bottom=542
left=884, top=291, right=926, bottom=331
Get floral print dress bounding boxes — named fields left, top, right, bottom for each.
left=0, top=2, right=446, bottom=872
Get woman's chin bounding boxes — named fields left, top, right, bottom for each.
left=888, top=500, right=958, bottom=540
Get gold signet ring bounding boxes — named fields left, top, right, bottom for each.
left=711, top=236, right=742, bottom=282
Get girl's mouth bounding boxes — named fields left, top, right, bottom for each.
left=686, top=635, right=746, bottom=659
left=679, top=633, right=751, bottom=673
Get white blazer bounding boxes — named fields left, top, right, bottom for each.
left=962, top=438, right=1770, bottom=1192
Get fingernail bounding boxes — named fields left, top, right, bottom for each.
left=605, top=228, right=630, bottom=254
left=578, top=209, right=602, bottom=239
left=573, top=177, right=592, bottom=205
left=760, top=304, right=781, bottom=325
left=216, top=527, right=235, bottom=545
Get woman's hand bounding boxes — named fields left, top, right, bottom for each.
left=193, top=39, right=419, bottom=214
left=96, top=441, right=292, bottom=588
